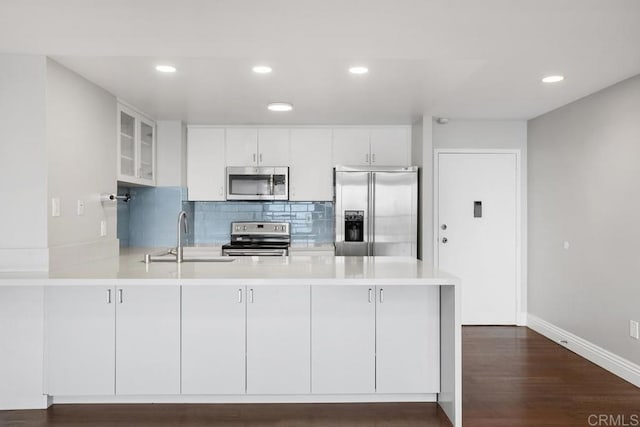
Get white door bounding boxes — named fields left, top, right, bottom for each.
left=115, top=286, right=181, bottom=395
left=370, top=127, right=409, bottom=166
left=225, top=128, right=258, bottom=166
left=311, top=286, right=375, bottom=394
left=257, top=128, right=290, bottom=165
left=376, top=286, right=440, bottom=393
left=332, top=128, right=371, bottom=166
left=437, top=152, right=518, bottom=325
left=187, top=128, right=226, bottom=201
left=246, top=285, right=310, bottom=394
left=182, top=286, right=246, bottom=394
left=290, top=128, right=333, bottom=201
left=45, top=286, right=115, bottom=395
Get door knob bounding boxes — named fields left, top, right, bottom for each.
left=442, top=237, right=448, bottom=244
left=441, top=224, right=447, bottom=230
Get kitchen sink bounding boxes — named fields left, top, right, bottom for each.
left=144, top=248, right=236, bottom=263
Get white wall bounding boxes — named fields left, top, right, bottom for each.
left=528, top=74, right=640, bottom=367
left=0, top=55, right=49, bottom=270
left=156, top=120, right=186, bottom=187
left=46, top=59, right=118, bottom=268
left=411, top=115, right=434, bottom=263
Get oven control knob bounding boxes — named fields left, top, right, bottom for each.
left=243, top=226, right=247, bottom=231
left=235, top=226, right=240, bottom=231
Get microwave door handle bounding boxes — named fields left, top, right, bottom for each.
left=270, top=175, right=274, bottom=196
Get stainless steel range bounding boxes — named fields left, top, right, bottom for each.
left=221, top=222, right=291, bottom=256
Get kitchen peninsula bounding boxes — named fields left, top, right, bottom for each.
left=0, top=254, right=461, bottom=427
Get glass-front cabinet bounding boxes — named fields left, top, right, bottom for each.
left=117, top=103, right=156, bottom=186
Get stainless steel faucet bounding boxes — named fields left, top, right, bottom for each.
left=176, top=211, right=189, bottom=263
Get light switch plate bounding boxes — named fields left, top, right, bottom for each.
left=630, top=320, right=639, bottom=340
left=51, top=198, right=60, bottom=217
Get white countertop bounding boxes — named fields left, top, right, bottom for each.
left=0, top=247, right=459, bottom=286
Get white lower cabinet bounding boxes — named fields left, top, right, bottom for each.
left=311, top=286, right=375, bottom=393
left=45, top=286, right=115, bottom=395
left=246, top=285, right=311, bottom=394
left=376, top=286, right=440, bottom=393
left=115, top=286, right=181, bottom=395
left=182, top=286, right=246, bottom=394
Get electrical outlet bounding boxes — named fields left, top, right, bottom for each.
left=51, top=198, right=60, bottom=217
left=630, top=320, right=639, bottom=340
left=77, top=200, right=85, bottom=216
left=100, top=220, right=107, bottom=237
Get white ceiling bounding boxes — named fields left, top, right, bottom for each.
left=1, top=0, right=640, bottom=124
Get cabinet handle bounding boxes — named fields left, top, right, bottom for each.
left=379, top=288, right=384, bottom=303
left=368, top=288, right=373, bottom=303
left=365, top=153, right=369, bottom=163
left=259, top=153, right=263, bottom=163
left=253, top=153, right=256, bottom=163
left=249, top=288, right=254, bottom=303
left=107, top=289, right=112, bottom=304
left=118, top=289, right=123, bottom=304
left=372, top=153, right=376, bottom=163
left=238, top=288, right=243, bottom=303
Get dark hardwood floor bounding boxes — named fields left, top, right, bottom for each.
left=1, top=326, right=638, bottom=427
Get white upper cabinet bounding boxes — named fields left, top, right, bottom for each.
left=117, top=103, right=156, bottom=186
left=225, top=128, right=258, bottom=166
left=370, top=127, right=410, bottom=166
left=332, top=128, right=371, bottom=166
left=332, top=127, right=411, bottom=167
left=187, top=127, right=226, bottom=201
left=258, top=128, right=290, bottom=166
left=290, top=128, right=333, bottom=201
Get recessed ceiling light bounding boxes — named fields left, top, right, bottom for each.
left=155, top=65, right=176, bottom=73
left=542, top=75, right=564, bottom=83
left=252, top=65, right=273, bottom=74
left=267, top=102, right=293, bottom=112
left=349, top=66, right=369, bottom=75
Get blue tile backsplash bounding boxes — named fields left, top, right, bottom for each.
left=117, top=186, right=334, bottom=247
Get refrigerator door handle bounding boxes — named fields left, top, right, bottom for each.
left=370, top=173, right=376, bottom=256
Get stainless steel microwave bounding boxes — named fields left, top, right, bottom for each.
left=226, top=167, right=289, bottom=201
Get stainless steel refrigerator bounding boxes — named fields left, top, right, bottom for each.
left=335, top=166, right=418, bottom=257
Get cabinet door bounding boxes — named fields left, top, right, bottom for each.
left=258, top=128, right=290, bottom=166
left=225, top=128, right=258, bottom=166
left=332, top=128, right=371, bottom=166
left=311, top=286, right=375, bottom=394
left=246, top=285, right=310, bottom=394
left=139, top=118, right=155, bottom=183
left=370, top=127, right=410, bottom=166
left=182, top=286, right=246, bottom=394
left=376, top=286, right=440, bottom=393
left=290, top=129, right=333, bottom=201
left=45, top=286, right=115, bottom=395
left=187, top=128, right=226, bottom=201
left=115, top=286, right=180, bottom=395
left=118, top=109, right=137, bottom=179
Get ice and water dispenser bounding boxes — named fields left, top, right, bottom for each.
left=344, top=210, right=364, bottom=242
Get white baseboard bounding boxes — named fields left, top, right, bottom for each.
left=52, top=393, right=437, bottom=404
left=527, top=314, right=640, bottom=388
